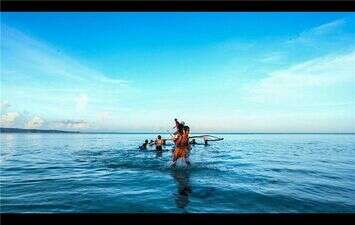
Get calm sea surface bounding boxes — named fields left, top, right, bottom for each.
left=1, top=133, right=354, bottom=213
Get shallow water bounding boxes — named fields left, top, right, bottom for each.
left=1, top=133, right=354, bottom=213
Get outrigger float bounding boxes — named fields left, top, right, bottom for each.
left=189, top=135, right=224, bottom=142
left=161, top=134, right=224, bottom=144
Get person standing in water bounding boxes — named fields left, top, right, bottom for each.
left=139, top=139, right=149, bottom=150
left=155, top=135, right=164, bottom=151
left=203, top=136, right=209, bottom=145
left=172, top=123, right=190, bottom=166
left=190, top=139, right=197, bottom=145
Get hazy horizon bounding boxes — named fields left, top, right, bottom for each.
left=1, top=13, right=355, bottom=133
left=1, top=127, right=355, bottom=134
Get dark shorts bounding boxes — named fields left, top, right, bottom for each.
left=156, top=145, right=163, bottom=151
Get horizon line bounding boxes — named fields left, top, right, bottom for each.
left=1, top=127, right=355, bottom=135
left=0, top=127, right=355, bottom=134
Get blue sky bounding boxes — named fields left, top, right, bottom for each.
left=1, top=13, right=355, bottom=132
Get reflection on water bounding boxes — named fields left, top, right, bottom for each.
left=171, top=169, right=192, bottom=210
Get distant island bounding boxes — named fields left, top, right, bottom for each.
left=0, top=127, right=80, bottom=134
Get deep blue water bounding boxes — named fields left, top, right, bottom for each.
left=0, top=133, right=354, bottom=213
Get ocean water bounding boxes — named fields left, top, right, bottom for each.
left=0, top=133, right=354, bottom=213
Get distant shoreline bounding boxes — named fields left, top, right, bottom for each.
left=0, top=128, right=80, bottom=134
left=1, top=128, right=354, bottom=135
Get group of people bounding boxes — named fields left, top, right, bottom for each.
left=139, top=135, right=166, bottom=151
left=138, top=118, right=192, bottom=166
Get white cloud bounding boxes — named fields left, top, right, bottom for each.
left=0, top=112, right=20, bottom=127
left=1, top=25, right=128, bottom=86
left=1, top=25, right=139, bottom=130
left=71, top=122, right=89, bottom=129
left=25, top=116, right=44, bottom=129
left=187, top=111, right=355, bottom=133
left=52, top=120, right=89, bottom=129
left=245, top=50, right=355, bottom=105
left=310, top=19, right=345, bottom=35
left=287, top=19, right=345, bottom=44
left=0, top=101, right=11, bottom=113
left=259, top=52, right=286, bottom=63
left=75, top=94, right=89, bottom=112
left=1, top=25, right=134, bottom=118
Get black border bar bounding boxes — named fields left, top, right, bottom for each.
left=1, top=213, right=355, bottom=225
left=1, top=1, right=355, bottom=12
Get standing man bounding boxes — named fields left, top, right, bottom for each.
left=172, top=122, right=190, bottom=167
left=155, top=135, right=164, bottom=151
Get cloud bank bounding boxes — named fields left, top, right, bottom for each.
left=52, top=120, right=89, bottom=129
left=287, top=19, right=345, bottom=44
left=245, top=50, right=355, bottom=105
left=0, top=112, right=20, bottom=127
left=1, top=24, right=135, bottom=130
left=26, top=116, right=44, bottom=129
